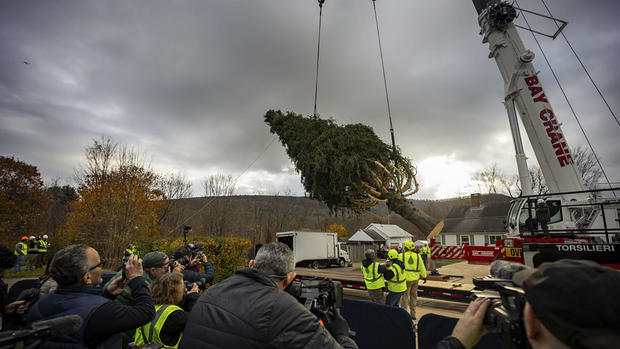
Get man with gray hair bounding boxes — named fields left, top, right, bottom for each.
left=26, top=244, right=154, bottom=348
left=180, top=242, right=358, bottom=348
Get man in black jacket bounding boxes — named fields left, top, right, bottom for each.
left=27, top=244, right=155, bottom=348
left=180, top=242, right=358, bottom=349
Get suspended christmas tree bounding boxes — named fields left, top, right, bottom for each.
left=264, top=109, right=439, bottom=236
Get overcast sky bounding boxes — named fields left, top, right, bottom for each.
left=1, top=0, right=619, bottom=199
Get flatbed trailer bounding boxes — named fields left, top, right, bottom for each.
left=295, top=267, right=474, bottom=304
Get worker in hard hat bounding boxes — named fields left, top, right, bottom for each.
left=398, top=241, right=427, bottom=320
left=361, top=249, right=387, bottom=304
left=421, top=242, right=431, bottom=270
left=13, top=236, right=29, bottom=273
left=383, top=249, right=407, bottom=306
left=26, top=236, right=38, bottom=270
left=35, top=235, right=50, bottom=269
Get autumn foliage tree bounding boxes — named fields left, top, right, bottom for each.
left=327, top=223, right=348, bottom=239
left=60, top=138, right=167, bottom=259
left=0, top=156, right=49, bottom=244
left=264, top=110, right=439, bottom=237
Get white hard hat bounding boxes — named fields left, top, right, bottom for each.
left=29, top=235, right=35, bottom=239
left=537, top=199, right=545, bottom=204
left=42, top=234, right=48, bottom=239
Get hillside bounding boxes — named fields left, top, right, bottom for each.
left=159, top=194, right=512, bottom=244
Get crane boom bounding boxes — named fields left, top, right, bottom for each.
left=474, top=0, right=586, bottom=197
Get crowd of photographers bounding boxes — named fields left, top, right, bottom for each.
left=1, top=235, right=619, bottom=348
left=0, top=240, right=358, bottom=349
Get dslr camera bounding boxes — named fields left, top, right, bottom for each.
left=184, top=277, right=208, bottom=291
left=472, top=276, right=529, bottom=349
left=286, top=277, right=343, bottom=321
left=168, top=254, right=191, bottom=271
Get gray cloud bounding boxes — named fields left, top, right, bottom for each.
left=1, top=0, right=618, bottom=198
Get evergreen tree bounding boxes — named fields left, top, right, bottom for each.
left=265, top=110, right=438, bottom=236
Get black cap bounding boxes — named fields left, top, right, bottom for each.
left=142, top=251, right=167, bottom=268
left=513, top=259, right=620, bottom=347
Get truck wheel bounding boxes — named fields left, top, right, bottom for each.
left=311, top=261, right=320, bottom=269
left=338, top=258, right=346, bottom=267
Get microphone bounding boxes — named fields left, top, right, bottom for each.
left=31, top=314, right=83, bottom=337
left=489, top=260, right=530, bottom=279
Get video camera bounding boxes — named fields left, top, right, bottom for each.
left=286, top=277, right=343, bottom=321
left=188, top=242, right=204, bottom=259
left=184, top=277, right=208, bottom=291
left=472, top=276, right=529, bottom=349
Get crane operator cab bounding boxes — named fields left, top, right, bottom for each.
left=506, top=195, right=619, bottom=243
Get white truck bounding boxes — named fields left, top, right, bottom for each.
left=276, top=231, right=351, bottom=268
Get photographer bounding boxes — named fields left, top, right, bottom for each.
left=435, top=259, right=620, bottom=349
left=171, top=246, right=214, bottom=284
left=105, top=251, right=174, bottom=306
left=26, top=244, right=155, bottom=348
left=133, top=272, right=199, bottom=348
left=179, top=242, right=357, bottom=349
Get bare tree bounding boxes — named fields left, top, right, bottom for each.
left=572, top=146, right=603, bottom=190
left=203, top=174, right=237, bottom=234
left=75, top=136, right=117, bottom=184
left=480, top=145, right=604, bottom=197
left=158, top=173, right=193, bottom=231
left=474, top=163, right=505, bottom=194
left=204, top=174, right=236, bottom=196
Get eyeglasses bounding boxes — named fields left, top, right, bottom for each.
left=88, top=259, right=106, bottom=272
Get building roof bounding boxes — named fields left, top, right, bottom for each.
left=365, top=224, right=413, bottom=239
left=443, top=201, right=511, bottom=233
left=349, top=230, right=375, bottom=242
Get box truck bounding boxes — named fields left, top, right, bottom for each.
left=276, top=231, right=351, bottom=268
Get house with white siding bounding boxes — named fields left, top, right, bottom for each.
left=437, top=194, right=511, bottom=246
left=349, top=223, right=413, bottom=248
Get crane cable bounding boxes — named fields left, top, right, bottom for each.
left=371, top=0, right=408, bottom=211
left=313, top=0, right=326, bottom=118
left=514, top=0, right=616, bottom=197
left=539, top=0, right=620, bottom=129
left=371, top=0, right=397, bottom=158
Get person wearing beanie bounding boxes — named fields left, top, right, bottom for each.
left=104, top=250, right=173, bottom=347
left=104, top=251, right=171, bottom=306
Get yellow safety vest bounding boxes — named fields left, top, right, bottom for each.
left=399, top=251, right=423, bottom=281
left=37, top=239, right=48, bottom=253
left=134, top=304, right=183, bottom=349
left=14, top=242, right=27, bottom=256
left=361, top=262, right=385, bottom=290
left=422, top=246, right=431, bottom=257
left=131, top=247, right=138, bottom=257
left=386, top=263, right=407, bottom=293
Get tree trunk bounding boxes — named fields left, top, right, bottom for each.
left=391, top=198, right=439, bottom=237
